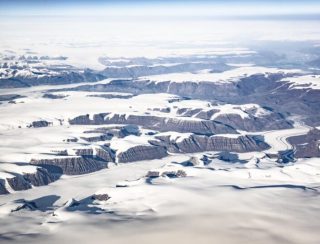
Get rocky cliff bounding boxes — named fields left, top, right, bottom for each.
left=153, top=134, right=269, bottom=153
left=30, top=156, right=107, bottom=175
left=69, top=113, right=237, bottom=135
left=5, top=167, right=55, bottom=192
left=117, top=145, right=168, bottom=163
left=287, top=128, right=320, bottom=158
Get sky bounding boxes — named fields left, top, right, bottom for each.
left=1, top=0, right=320, bottom=68
left=1, top=0, right=320, bottom=18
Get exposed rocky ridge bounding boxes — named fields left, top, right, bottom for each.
left=26, top=145, right=116, bottom=179
left=80, top=134, right=113, bottom=142
left=59, top=74, right=284, bottom=100
left=0, top=57, right=229, bottom=89
left=178, top=108, right=219, bottom=120
left=87, top=94, right=134, bottom=99
left=0, top=68, right=104, bottom=88
left=42, top=93, right=68, bottom=99
left=4, top=167, right=55, bottom=192
left=176, top=106, right=292, bottom=131
left=28, top=120, right=52, bottom=128
left=83, top=125, right=141, bottom=138
left=30, top=156, right=107, bottom=175
left=213, top=113, right=292, bottom=131
left=69, top=113, right=237, bottom=135
left=60, top=72, right=320, bottom=126
left=241, top=83, right=320, bottom=126
left=287, top=128, right=320, bottom=158
left=117, top=145, right=168, bottom=163
left=74, top=148, right=94, bottom=156
left=0, top=180, right=9, bottom=194
left=92, top=193, right=110, bottom=201
left=146, top=169, right=187, bottom=178
left=100, top=62, right=230, bottom=78
left=24, top=168, right=56, bottom=186
left=96, top=147, right=116, bottom=162
left=152, top=134, right=269, bottom=153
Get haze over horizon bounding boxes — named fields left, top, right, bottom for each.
left=1, top=0, right=320, bottom=18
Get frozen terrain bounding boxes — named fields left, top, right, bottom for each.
left=1, top=2, right=320, bottom=244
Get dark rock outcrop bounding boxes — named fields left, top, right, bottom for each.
left=100, top=62, right=230, bottom=78
left=146, top=171, right=161, bottom=178
left=96, top=147, right=115, bottom=162
left=146, top=169, right=187, bottom=178
left=87, top=94, right=134, bottom=99
left=61, top=72, right=320, bottom=127
left=182, top=156, right=201, bottom=166
left=0, top=69, right=105, bottom=88
left=42, top=93, right=68, bottom=99
left=0, top=180, right=9, bottom=194
left=24, top=168, right=56, bottom=186
left=287, top=128, right=320, bottom=158
left=212, top=113, right=292, bottom=131
left=153, top=134, right=269, bottom=153
left=29, top=120, right=52, bottom=128
left=30, top=156, right=107, bottom=175
left=83, top=125, right=140, bottom=139
left=69, top=113, right=237, bottom=135
left=176, top=106, right=292, bottom=132
left=117, top=145, right=168, bottom=163
left=80, top=134, right=113, bottom=142
left=7, top=174, right=32, bottom=191
left=74, top=148, right=94, bottom=156
left=92, top=193, right=110, bottom=201
left=162, top=170, right=187, bottom=178
left=6, top=168, right=56, bottom=192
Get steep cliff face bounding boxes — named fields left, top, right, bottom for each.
left=80, top=134, right=113, bottom=142
left=4, top=167, right=56, bottom=192
left=0, top=69, right=105, bottom=88
left=83, top=125, right=140, bottom=139
left=61, top=73, right=320, bottom=127
left=213, top=113, right=292, bottom=131
left=6, top=175, right=31, bottom=191
left=24, top=168, right=56, bottom=186
left=96, top=147, right=116, bottom=162
left=74, top=148, right=94, bottom=156
left=117, top=145, right=168, bottom=163
left=30, top=157, right=107, bottom=175
left=0, top=180, right=9, bottom=194
left=192, top=109, right=220, bottom=120
left=154, top=134, right=269, bottom=153
left=287, top=128, right=320, bottom=158
left=100, top=62, right=230, bottom=78
left=176, top=105, right=292, bottom=132
left=69, top=113, right=237, bottom=135
left=29, top=120, right=52, bottom=128
left=73, top=147, right=115, bottom=162
left=0, top=148, right=115, bottom=195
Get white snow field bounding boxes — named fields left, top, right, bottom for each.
left=1, top=6, right=320, bottom=244
left=281, top=75, right=320, bottom=90
left=0, top=76, right=319, bottom=244
left=142, top=66, right=303, bottom=84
